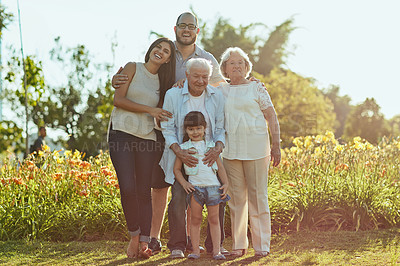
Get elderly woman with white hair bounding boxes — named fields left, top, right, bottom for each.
left=218, top=47, right=281, bottom=257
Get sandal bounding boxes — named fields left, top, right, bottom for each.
left=188, top=253, right=200, bottom=259
left=138, top=245, right=152, bottom=259
left=255, top=251, right=269, bottom=257
left=213, top=253, right=226, bottom=260
left=230, top=249, right=247, bottom=257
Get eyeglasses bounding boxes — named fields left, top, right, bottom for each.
left=176, top=23, right=197, bottom=30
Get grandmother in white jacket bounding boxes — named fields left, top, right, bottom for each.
left=218, top=47, right=281, bottom=257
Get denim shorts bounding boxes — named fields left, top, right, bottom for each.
left=188, top=186, right=231, bottom=207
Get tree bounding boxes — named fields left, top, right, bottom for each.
left=254, top=18, right=296, bottom=75
left=3, top=48, right=46, bottom=152
left=0, top=120, right=23, bottom=153
left=37, top=37, right=114, bottom=156
left=386, top=115, right=400, bottom=138
left=323, top=85, right=352, bottom=139
left=199, top=17, right=259, bottom=64
left=0, top=4, right=14, bottom=37
left=255, top=69, right=336, bottom=147
left=344, top=98, right=388, bottom=144
left=198, top=15, right=295, bottom=74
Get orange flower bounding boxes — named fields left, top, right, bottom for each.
left=335, top=163, right=349, bottom=173
left=80, top=161, right=91, bottom=169
left=79, top=190, right=90, bottom=197
left=12, top=178, right=24, bottom=185
left=298, top=181, right=306, bottom=187
left=53, top=173, right=63, bottom=181
left=287, top=182, right=296, bottom=187
left=381, top=169, right=386, bottom=178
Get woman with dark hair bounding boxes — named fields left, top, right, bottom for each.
left=107, top=37, right=176, bottom=259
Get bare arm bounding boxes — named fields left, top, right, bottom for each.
left=216, top=157, right=229, bottom=199
left=113, top=63, right=172, bottom=121
left=209, top=78, right=226, bottom=87
left=173, top=156, right=195, bottom=194
left=262, top=106, right=281, bottom=167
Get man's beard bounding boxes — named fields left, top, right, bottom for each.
left=175, top=32, right=196, bottom=46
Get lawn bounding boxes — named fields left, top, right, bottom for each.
left=1, top=229, right=400, bottom=265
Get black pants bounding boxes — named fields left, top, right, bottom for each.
left=108, top=129, right=155, bottom=242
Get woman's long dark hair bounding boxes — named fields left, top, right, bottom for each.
left=182, top=111, right=207, bottom=142
left=145, top=37, right=176, bottom=107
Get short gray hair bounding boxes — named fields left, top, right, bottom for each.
left=219, top=47, right=253, bottom=79
left=186, top=58, right=213, bottom=76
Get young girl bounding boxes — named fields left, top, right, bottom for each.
left=173, top=111, right=230, bottom=260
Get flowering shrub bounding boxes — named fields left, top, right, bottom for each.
left=0, top=148, right=125, bottom=241
left=1, top=131, right=400, bottom=240
left=269, top=131, right=400, bottom=232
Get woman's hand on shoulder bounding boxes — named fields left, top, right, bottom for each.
left=173, top=79, right=186, bottom=88
left=249, top=76, right=267, bottom=91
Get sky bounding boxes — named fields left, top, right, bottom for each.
left=1, top=0, right=400, bottom=121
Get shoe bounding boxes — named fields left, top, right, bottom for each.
left=148, top=237, right=162, bottom=254
left=199, top=245, right=205, bottom=253
left=220, top=246, right=230, bottom=255
left=213, top=253, right=226, bottom=260
left=186, top=237, right=205, bottom=253
left=255, top=251, right=269, bottom=257
left=231, top=249, right=247, bottom=257
left=207, top=245, right=230, bottom=255
left=188, top=253, right=200, bottom=259
left=170, top=249, right=185, bottom=259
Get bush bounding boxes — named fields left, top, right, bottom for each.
left=1, top=132, right=400, bottom=241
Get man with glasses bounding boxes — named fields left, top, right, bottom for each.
left=173, top=12, right=225, bottom=86
left=112, top=12, right=227, bottom=259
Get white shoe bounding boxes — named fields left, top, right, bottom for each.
left=170, top=249, right=185, bottom=258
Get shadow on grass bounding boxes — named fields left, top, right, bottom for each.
left=1, top=229, right=399, bottom=265
left=272, top=228, right=400, bottom=254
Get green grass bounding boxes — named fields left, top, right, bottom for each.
left=1, top=229, right=400, bottom=265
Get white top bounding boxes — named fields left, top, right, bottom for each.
left=109, top=63, right=159, bottom=141
left=219, top=81, right=274, bottom=160
left=187, top=140, right=221, bottom=186
left=188, top=91, right=212, bottom=142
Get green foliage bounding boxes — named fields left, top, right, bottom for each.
left=254, top=18, right=296, bottom=75
left=0, top=4, right=14, bottom=37
left=344, top=98, right=389, bottom=144
left=323, top=85, right=352, bottom=139
left=387, top=115, right=400, bottom=138
left=0, top=149, right=125, bottom=241
left=200, top=17, right=259, bottom=63
left=198, top=15, right=294, bottom=74
left=255, top=69, right=336, bottom=146
left=270, top=131, right=400, bottom=232
left=1, top=132, right=400, bottom=241
left=4, top=53, right=46, bottom=112
left=0, top=121, right=23, bottom=153
left=38, top=37, right=113, bottom=156
left=2, top=50, right=46, bottom=152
